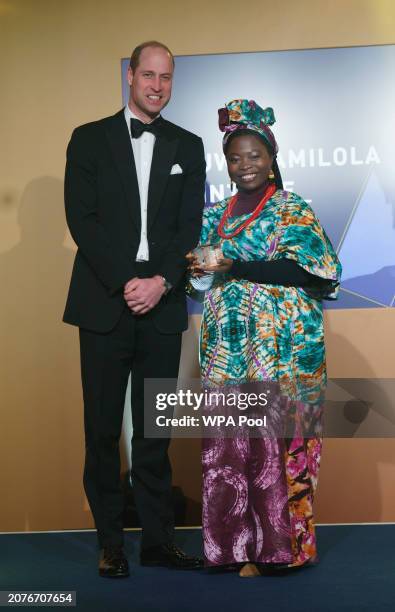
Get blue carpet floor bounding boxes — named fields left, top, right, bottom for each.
left=1, top=525, right=394, bottom=611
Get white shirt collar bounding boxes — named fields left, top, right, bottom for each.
left=124, top=104, right=160, bottom=127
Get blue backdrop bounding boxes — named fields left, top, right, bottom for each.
left=121, top=45, right=395, bottom=310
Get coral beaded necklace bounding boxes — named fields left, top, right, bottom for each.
left=217, top=183, right=276, bottom=239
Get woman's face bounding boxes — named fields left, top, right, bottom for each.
left=226, top=134, right=273, bottom=192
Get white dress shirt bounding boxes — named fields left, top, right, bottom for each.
left=124, top=105, right=158, bottom=262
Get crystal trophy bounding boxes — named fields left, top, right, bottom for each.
left=193, top=243, right=223, bottom=268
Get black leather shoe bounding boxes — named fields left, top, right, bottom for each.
left=99, top=546, right=130, bottom=578
left=140, top=543, right=203, bottom=570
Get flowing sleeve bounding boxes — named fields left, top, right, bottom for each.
left=273, top=193, right=342, bottom=299
left=186, top=201, right=224, bottom=301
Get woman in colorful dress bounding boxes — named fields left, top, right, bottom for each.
left=188, top=99, right=341, bottom=577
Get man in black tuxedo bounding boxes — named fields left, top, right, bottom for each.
left=64, top=41, right=206, bottom=577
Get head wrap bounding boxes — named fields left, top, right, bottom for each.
left=218, top=99, right=278, bottom=153
left=218, top=99, right=282, bottom=189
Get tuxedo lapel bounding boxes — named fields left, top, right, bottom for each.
left=105, top=111, right=141, bottom=236
left=147, top=127, right=179, bottom=231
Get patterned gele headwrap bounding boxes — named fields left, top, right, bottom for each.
left=218, top=99, right=278, bottom=154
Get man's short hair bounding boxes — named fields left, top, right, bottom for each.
left=129, top=41, right=175, bottom=73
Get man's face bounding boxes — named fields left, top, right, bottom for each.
left=127, top=46, right=174, bottom=121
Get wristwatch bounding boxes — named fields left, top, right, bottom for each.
left=159, top=275, right=172, bottom=295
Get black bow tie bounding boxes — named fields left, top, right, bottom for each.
left=130, top=117, right=163, bottom=139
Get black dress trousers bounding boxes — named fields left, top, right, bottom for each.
left=79, top=306, right=182, bottom=549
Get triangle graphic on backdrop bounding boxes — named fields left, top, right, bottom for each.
left=338, top=169, right=395, bottom=307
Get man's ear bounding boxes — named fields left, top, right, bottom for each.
left=127, top=66, right=133, bottom=86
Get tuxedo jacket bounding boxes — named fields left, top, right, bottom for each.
left=63, top=109, right=206, bottom=334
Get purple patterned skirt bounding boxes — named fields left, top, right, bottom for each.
left=202, top=434, right=320, bottom=567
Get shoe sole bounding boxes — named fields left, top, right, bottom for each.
left=99, top=571, right=130, bottom=578
left=140, top=561, right=203, bottom=570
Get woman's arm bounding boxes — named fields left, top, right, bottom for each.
left=231, top=257, right=325, bottom=287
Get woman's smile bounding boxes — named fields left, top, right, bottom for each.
left=239, top=172, right=257, bottom=182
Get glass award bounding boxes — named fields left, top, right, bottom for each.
left=193, top=243, right=223, bottom=268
